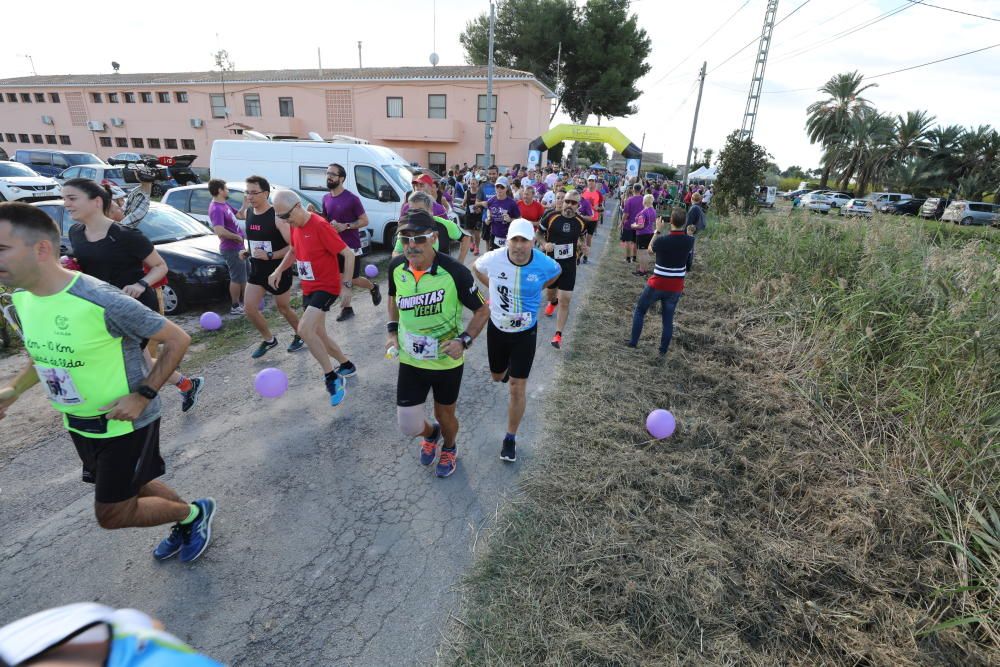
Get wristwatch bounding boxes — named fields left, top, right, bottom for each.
left=458, top=332, right=474, bottom=349
left=137, top=278, right=149, bottom=288
left=266, top=251, right=273, bottom=260
left=136, top=384, right=158, bottom=400
left=343, top=280, right=353, bottom=288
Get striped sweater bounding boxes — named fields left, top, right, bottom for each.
left=647, top=230, right=695, bottom=293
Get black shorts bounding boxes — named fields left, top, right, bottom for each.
left=548, top=256, right=577, bottom=291
left=397, top=362, right=464, bottom=407
left=249, top=259, right=293, bottom=295
left=337, top=253, right=362, bottom=280
left=636, top=233, right=653, bottom=250
left=620, top=227, right=636, bottom=243
left=585, top=219, right=598, bottom=236
left=70, top=419, right=164, bottom=504
left=487, top=321, right=537, bottom=379
left=302, top=290, right=339, bottom=311
left=462, top=215, right=481, bottom=232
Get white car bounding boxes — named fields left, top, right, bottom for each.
left=0, top=160, right=62, bottom=203
left=826, top=192, right=852, bottom=208
left=806, top=193, right=832, bottom=214
left=840, top=199, right=874, bottom=218
left=798, top=190, right=830, bottom=207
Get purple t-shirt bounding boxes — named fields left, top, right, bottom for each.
left=578, top=196, right=594, bottom=219
left=534, top=182, right=548, bottom=197
left=636, top=206, right=657, bottom=235
left=322, top=189, right=366, bottom=250
left=486, top=196, right=521, bottom=238
left=623, top=195, right=645, bottom=227
left=208, top=200, right=243, bottom=252
left=400, top=201, right=447, bottom=218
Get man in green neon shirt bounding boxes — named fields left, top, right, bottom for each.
left=0, top=203, right=217, bottom=563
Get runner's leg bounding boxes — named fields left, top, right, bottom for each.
left=433, top=402, right=459, bottom=448
left=244, top=283, right=273, bottom=341
left=507, top=377, right=527, bottom=434
left=297, top=307, right=334, bottom=374
left=95, top=495, right=190, bottom=530
left=274, top=290, right=301, bottom=331
left=316, top=326, right=349, bottom=365
left=138, top=479, right=183, bottom=503
left=556, top=290, right=573, bottom=333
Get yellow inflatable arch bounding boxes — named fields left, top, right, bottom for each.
left=528, top=124, right=643, bottom=176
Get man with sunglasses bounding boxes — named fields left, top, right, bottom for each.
left=269, top=191, right=357, bottom=406
left=538, top=191, right=588, bottom=349
left=386, top=210, right=489, bottom=478
left=322, top=163, right=381, bottom=322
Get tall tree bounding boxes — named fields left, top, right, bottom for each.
left=806, top=71, right=877, bottom=187
left=713, top=131, right=772, bottom=216
left=575, top=141, right=608, bottom=165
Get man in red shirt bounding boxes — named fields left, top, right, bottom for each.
left=516, top=184, right=545, bottom=230
left=268, top=190, right=357, bottom=406
left=580, top=175, right=604, bottom=263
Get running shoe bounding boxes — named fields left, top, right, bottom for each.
left=230, top=304, right=245, bottom=315
left=500, top=438, right=516, bottom=463
left=436, top=448, right=457, bottom=477
left=335, top=361, right=357, bottom=378
left=370, top=284, right=382, bottom=306
left=544, top=302, right=557, bottom=317
left=179, top=498, right=216, bottom=563
left=286, top=335, right=305, bottom=353
left=153, top=523, right=184, bottom=561
left=180, top=377, right=204, bottom=413
left=325, top=374, right=346, bottom=406
left=336, top=307, right=355, bottom=322
left=550, top=333, right=562, bottom=349
left=252, top=337, right=279, bottom=359
left=581, top=256, right=589, bottom=264
left=420, top=423, right=441, bottom=466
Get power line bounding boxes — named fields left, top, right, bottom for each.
left=905, top=0, right=1000, bottom=22
left=771, top=0, right=870, bottom=49
left=706, top=0, right=815, bottom=75
left=649, top=0, right=752, bottom=86
left=772, top=1, right=917, bottom=63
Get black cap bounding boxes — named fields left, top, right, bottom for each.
left=398, top=209, right=436, bottom=233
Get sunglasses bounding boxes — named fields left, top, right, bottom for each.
left=496, top=185, right=507, bottom=189
left=400, top=233, right=433, bottom=245
left=564, top=200, right=580, bottom=206
left=245, top=190, right=264, bottom=196
left=276, top=202, right=300, bottom=220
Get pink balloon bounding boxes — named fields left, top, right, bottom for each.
left=646, top=409, right=676, bottom=439
left=254, top=367, right=288, bottom=399
left=200, top=312, right=222, bottom=331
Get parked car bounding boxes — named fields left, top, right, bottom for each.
left=887, top=198, right=925, bottom=216
left=839, top=198, right=874, bottom=218
left=806, top=193, right=832, bottom=214
left=756, top=185, right=776, bottom=208
left=0, top=161, right=62, bottom=202
left=13, top=149, right=106, bottom=177
left=55, top=164, right=140, bottom=192
left=31, top=200, right=231, bottom=315
left=866, top=192, right=913, bottom=212
left=783, top=188, right=811, bottom=200
left=919, top=197, right=951, bottom=220
left=940, top=200, right=1000, bottom=226
left=161, top=182, right=372, bottom=253
left=107, top=153, right=201, bottom=197
left=825, top=192, right=853, bottom=208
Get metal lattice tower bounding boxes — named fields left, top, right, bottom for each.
left=740, top=0, right=779, bottom=139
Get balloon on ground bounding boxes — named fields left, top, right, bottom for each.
left=200, top=312, right=222, bottom=331
left=646, top=409, right=676, bottom=439
left=254, top=368, right=289, bottom=398
left=364, top=264, right=378, bottom=278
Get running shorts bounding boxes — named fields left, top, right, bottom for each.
left=337, top=253, right=362, bottom=280
left=70, top=419, right=164, bottom=504
left=396, top=362, right=464, bottom=407
left=620, top=227, right=636, bottom=243
left=302, top=290, right=339, bottom=312
left=585, top=219, right=597, bottom=236
left=550, top=257, right=577, bottom=291
left=249, top=259, right=293, bottom=295
left=487, top=321, right=537, bottom=379
left=636, top=233, right=654, bottom=250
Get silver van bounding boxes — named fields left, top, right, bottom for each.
left=940, top=201, right=999, bottom=226
left=867, top=192, right=913, bottom=212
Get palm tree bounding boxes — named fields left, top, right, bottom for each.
left=837, top=110, right=894, bottom=196
left=806, top=71, right=878, bottom=187
left=893, top=110, right=936, bottom=161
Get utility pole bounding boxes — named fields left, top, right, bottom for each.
left=683, top=62, right=707, bottom=189
left=637, top=132, right=646, bottom=177
left=358, top=42, right=363, bottom=69
left=484, top=0, right=496, bottom=167
left=740, top=0, right=779, bottom=139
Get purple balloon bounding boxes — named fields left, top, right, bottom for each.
left=254, top=367, right=288, bottom=399
left=364, top=263, right=378, bottom=278
left=199, top=312, right=222, bottom=331
left=646, top=409, right=676, bottom=439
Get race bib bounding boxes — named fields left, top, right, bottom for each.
left=35, top=365, right=84, bottom=405
left=500, top=312, right=532, bottom=331
left=249, top=240, right=272, bottom=254
left=493, top=236, right=507, bottom=248
left=554, top=243, right=574, bottom=259
left=403, top=332, right=439, bottom=360
left=296, top=260, right=315, bottom=281
left=353, top=247, right=363, bottom=256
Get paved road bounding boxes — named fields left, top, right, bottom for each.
left=0, top=208, right=615, bottom=665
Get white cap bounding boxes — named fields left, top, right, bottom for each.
left=507, top=219, right=535, bottom=240
left=495, top=176, right=510, bottom=188
left=587, top=174, right=596, bottom=180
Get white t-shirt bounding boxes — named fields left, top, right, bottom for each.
left=542, top=190, right=556, bottom=206
left=544, top=173, right=558, bottom=188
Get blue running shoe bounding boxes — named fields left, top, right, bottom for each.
left=179, top=498, right=216, bottom=563
left=325, top=373, right=346, bottom=406
left=420, top=422, right=441, bottom=466
left=153, top=523, right=184, bottom=560
left=436, top=448, right=457, bottom=478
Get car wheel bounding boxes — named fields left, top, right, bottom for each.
left=961, top=217, right=973, bottom=226
left=383, top=222, right=398, bottom=249
left=160, top=285, right=183, bottom=315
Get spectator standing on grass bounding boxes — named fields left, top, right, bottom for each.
left=633, top=194, right=657, bottom=276
left=686, top=192, right=706, bottom=234
left=627, top=207, right=694, bottom=356
left=207, top=179, right=247, bottom=314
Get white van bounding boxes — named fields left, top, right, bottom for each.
left=865, top=192, right=912, bottom=213
left=756, top=185, right=777, bottom=208
left=210, top=139, right=416, bottom=248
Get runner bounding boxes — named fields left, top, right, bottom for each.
left=538, top=191, right=587, bottom=349
left=400, top=174, right=447, bottom=218
left=633, top=194, right=658, bottom=276
left=207, top=179, right=247, bottom=315
left=0, top=202, right=215, bottom=563
left=322, top=163, right=381, bottom=322
left=268, top=190, right=356, bottom=406
left=516, top=184, right=545, bottom=231
left=477, top=166, right=500, bottom=247
left=485, top=177, right=521, bottom=248
left=240, top=175, right=304, bottom=358
left=460, top=176, right=484, bottom=256
left=391, top=191, right=467, bottom=261
left=472, top=219, right=560, bottom=462
left=386, top=210, right=489, bottom=478
left=621, top=183, right=645, bottom=265
left=579, top=174, right=603, bottom=263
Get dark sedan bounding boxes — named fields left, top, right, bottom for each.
left=890, top=198, right=926, bottom=216
left=32, top=200, right=231, bottom=315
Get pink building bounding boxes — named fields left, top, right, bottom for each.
left=0, top=66, right=554, bottom=172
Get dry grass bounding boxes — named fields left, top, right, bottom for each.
left=442, top=214, right=997, bottom=666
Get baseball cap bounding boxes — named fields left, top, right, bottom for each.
left=507, top=219, right=535, bottom=241
left=495, top=176, right=510, bottom=188
left=411, top=173, right=434, bottom=186
left=397, top=209, right=436, bottom=232
left=587, top=174, right=596, bottom=181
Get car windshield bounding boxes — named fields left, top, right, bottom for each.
left=382, top=164, right=414, bottom=192
left=0, top=162, right=39, bottom=177
left=138, top=206, right=213, bottom=243
left=104, top=168, right=124, bottom=180
left=66, top=153, right=103, bottom=166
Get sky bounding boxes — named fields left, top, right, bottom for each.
left=3, top=0, right=998, bottom=170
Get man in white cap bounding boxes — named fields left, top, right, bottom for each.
left=473, top=219, right=561, bottom=462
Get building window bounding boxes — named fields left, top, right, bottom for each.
left=90, top=92, right=102, bottom=103
left=18, top=134, right=29, bottom=143
left=475, top=153, right=495, bottom=167
left=131, top=137, right=144, bottom=148
left=157, top=92, right=170, bottom=103
left=181, top=139, right=196, bottom=150
left=175, top=91, right=188, bottom=103
left=109, top=92, right=121, bottom=103
left=34, top=93, right=45, bottom=103
left=243, top=94, right=261, bottom=117
left=428, top=152, right=447, bottom=174
left=477, top=94, right=497, bottom=122
left=124, top=92, right=136, bottom=103
left=5, top=133, right=15, bottom=142
left=428, top=94, right=446, bottom=119
left=20, top=93, right=31, bottom=103
left=59, top=135, right=71, bottom=145
left=0, top=95, right=4, bottom=103
left=115, top=137, right=128, bottom=148
left=164, top=138, right=178, bottom=149
left=49, top=92, right=60, bottom=103
left=210, top=94, right=226, bottom=118
left=45, top=135, right=57, bottom=144
left=386, top=97, right=403, bottom=118
left=32, top=134, right=43, bottom=144
left=278, top=97, right=294, bottom=117
left=148, top=138, right=161, bottom=149
left=141, top=92, right=153, bottom=103
left=99, top=136, right=112, bottom=147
